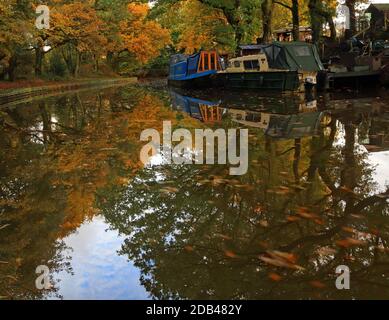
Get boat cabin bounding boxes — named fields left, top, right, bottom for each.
left=225, top=54, right=271, bottom=73
left=169, top=51, right=222, bottom=82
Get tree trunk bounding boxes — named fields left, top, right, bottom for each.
left=291, top=0, right=300, bottom=41
left=35, top=47, right=44, bottom=77
left=7, top=55, right=17, bottom=81
left=309, top=0, right=322, bottom=45
left=326, top=13, right=337, bottom=41
left=345, top=0, right=357, bottom=37
left=73, top=51, right=80, bottom=77
left=261, top=0, right=274, bottom=43
left=94, top=54, right=99, bottom=72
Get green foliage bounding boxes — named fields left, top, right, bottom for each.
left=48, top=51, right=67, bottom=78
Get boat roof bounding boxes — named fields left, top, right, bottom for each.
left=229, top=54, right=266, bottom=61
left=240, top=42, right=324, bottom=72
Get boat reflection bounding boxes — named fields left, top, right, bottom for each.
left=169, top=88, right=328, bottom=140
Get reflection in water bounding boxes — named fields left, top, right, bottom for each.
left=0, top=84, right=389, bottom=300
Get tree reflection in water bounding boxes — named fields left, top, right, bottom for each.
left=100, top=94, right=389, bottom=300
left=1, top=85, right=389, bottom=300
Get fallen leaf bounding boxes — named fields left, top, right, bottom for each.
left=316, top=247, right=337, bottom=256
left=310, top=281, right=326, bottom=289
left=336, top=238, right=366, bottom=248
left=287, top=216, right=301, bottom=222
left=259, top=220, right=269, bottom=228
left=184, top=245, right=194, bottom=252
left=160, top=187, right=179, bottom=193
left=224, top=250, right=238, bottom=258
left=268, top=251, right=298, bottom=264
left=259, top=256, right=304, bottom=270
left=269, top=273, right=283, bottom=282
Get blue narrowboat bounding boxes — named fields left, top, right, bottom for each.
left=168, top=51, right=222, bottom=88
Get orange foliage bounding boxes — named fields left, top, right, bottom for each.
left=50, top=2, right=107, bottom=54
left=119, top=3, right=171, bottom=64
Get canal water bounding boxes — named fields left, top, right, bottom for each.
left=0, top=83, right=389, bottom=300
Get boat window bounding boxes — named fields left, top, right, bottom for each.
left=244, top=60, right=260, bottom=71
left=252, top=114, right=261, bottom=122
left=234, top=61, right=241, bottom=68
left=293, top=46, right=311, bottom=57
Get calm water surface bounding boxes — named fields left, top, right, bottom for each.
left=0, top=84, right=389, bottom=299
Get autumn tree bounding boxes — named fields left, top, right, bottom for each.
left=0, top=0, right=34, bottom=80
left=118, top=3, right=171, bottom=64
left=50, top=1, right=107, bottom=77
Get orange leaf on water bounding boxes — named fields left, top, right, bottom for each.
left=310, top=281, right=326, bottom=289
left=224, top=250, right=238, bottom=258
left=287, top=216, right=301, bottom=222
left=184, top=245, right=194, bottom=252
left=269, top=273, right=283, bottom=282
left=336, top=238, right=366, bottom=248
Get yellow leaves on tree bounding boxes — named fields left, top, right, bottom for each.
left=119, top=3, right=171, bottom=64
left=175, top=0, right=228, bottom=54
left=0, top=0, right=33, bottom=67
left=50, top=2, right=107, bottom=54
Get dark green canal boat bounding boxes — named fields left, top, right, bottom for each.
left=215, top=42, right=325, bottom=92
left=214, top=53, right=302, bottom=91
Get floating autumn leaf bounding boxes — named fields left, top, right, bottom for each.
left=259, top=220, right=269, bottom=228
left=184, top=245, right=194, bottom=252
left=296, top=207, right=318, bottom=219
left=259, top=241, right=270, bottom=249
left=350, top=214, right=365, bottom=220
left=275, top=186, right=290, bottom=195
left=160, top=186, right=179, bottom=194
left=339, top=187, right=356, bottom=195
left=259, top=256, right=304, bottom=270
left=269, top=273, right=283, bottom=282
left=268, top=251, right=298, bottom=264
left=316, top=246, right=337, bottom=257
left=342, top=227, right=357, bottom=234
left=287, top=216, right=301, bottom=222
left=259, top=251, right=303, bottom=270
left=295, top=207, right=324, bottom=225
left=313, top=218, right=325, bottom=226
left=224, top=250, right=238, bottom=259
left=215, top=233, right=233, bottom=240
left=309, top=281, right=326, bottom=289
left=254, top=206, right=263, bottom=214
left=336, top=238, right=367, bottom=248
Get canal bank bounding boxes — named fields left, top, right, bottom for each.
left=0, top=78, right=137, bottom=106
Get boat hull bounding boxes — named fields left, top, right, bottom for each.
left=168, top=73, right=214, bottom=89
left=214, top=71, right=301, bottom=91
left=326, top=71, right=381, bottom=89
